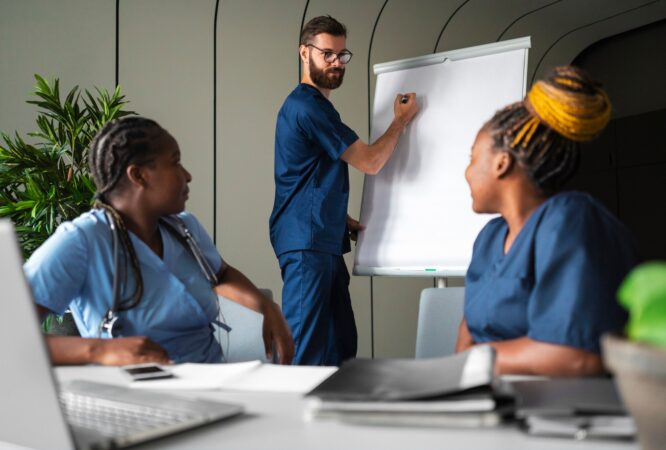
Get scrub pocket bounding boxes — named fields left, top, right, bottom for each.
left=311, top=188, right=348, bottom=248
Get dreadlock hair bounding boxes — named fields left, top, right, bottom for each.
left=483, top=65, right=611, bottom=195
left=300, top=15, right=347, bottom=45
left=88, top=116, right=166, bottom=312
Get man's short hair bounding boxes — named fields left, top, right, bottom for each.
left=300, top=15, right=347, bottom=45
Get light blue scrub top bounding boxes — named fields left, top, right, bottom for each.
left=465, top=192, right=640, bottom=354
left=24, top=209, right=225, bottom=363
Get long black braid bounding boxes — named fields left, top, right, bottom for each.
left=88, top=116, right=164, bottom=312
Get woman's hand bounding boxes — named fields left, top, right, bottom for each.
left=91, top=337, right=171, bottom=366
left=261, top=301, right=295, bottom=365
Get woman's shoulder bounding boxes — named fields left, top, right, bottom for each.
left=54, top=209, right=108, bottom=238
left=538, top=191, right=636, bottom=247
left=541, top=191, right=619, bottom=227
left=545, top=191, right=603, bottom=211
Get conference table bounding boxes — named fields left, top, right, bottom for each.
left=56, top=366, right=638, bottom=450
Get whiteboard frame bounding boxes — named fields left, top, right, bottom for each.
left=354, top=37, right=531, bottom=277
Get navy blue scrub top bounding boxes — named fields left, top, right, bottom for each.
left=270, top=83, right=359, bottom=257
left=465, top=191, right=640, bottom=354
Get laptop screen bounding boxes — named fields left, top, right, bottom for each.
left=0, top=220, right=75, bottom=449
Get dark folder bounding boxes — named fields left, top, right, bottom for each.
left=307, top=346, right=497, bottom=402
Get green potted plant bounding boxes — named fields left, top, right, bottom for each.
left=0, top=74, right=133, bottom=332
left=602, top=261, right=666, bottom=450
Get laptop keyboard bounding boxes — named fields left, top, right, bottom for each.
left=60, top=390, right=200, bottom=438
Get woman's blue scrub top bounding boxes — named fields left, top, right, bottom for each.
left=24, top=210, right=225, bottom=363
left=465, top=192, right=640, bottom=353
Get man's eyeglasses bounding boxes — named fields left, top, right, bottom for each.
left=306, top=44, right=353, bottom=64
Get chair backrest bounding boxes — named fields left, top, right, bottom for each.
left=415, top=287, right=465, bottom=359
left=216, top=288, right=273, bottom=363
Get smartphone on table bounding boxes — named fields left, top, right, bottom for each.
left=121, top=363, right=175, bottom=382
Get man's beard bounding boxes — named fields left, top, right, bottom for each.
left=309, top=59, right=345, bottom=90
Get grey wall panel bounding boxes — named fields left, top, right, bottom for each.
left=575, top=20, right=666, bottom=119
left=119, top=0, right=216, bottom=234
left=498, top=0, right=660, bottom=84
left=217, top=0, right=306, bottom=306
left=304, top=0, right=386, bottom=358
left=435, top=0, right=555, bottom=52
left=0, top=0, right=115, bottom=137
left=533, top=4, right=666, bottom=92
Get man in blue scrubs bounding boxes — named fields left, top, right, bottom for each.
left=270, top=16, right=418, bottom=365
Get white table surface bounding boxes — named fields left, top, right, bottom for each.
left=55, top=366, right=638, bottom=450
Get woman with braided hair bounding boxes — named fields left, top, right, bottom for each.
left=24, top=116, right=294, bottom=365
left=456, top=66, right=640, bottom=376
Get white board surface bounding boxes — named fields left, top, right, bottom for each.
left=354, top=38, right=530, bottom=277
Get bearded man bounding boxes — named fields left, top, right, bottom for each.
left=269, top=15, right=418, bottom=365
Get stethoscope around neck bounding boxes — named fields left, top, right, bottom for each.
left=98, top=213, right=232, bottom=338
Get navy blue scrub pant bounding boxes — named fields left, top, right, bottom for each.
left=278, top=250, right=358, bottom=366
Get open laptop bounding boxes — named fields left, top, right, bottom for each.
left=0, top=219, right=243, bottom=450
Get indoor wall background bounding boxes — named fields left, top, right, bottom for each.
left=2, top=0, right=664, bottom=359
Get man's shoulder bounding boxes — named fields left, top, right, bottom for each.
left=283, top=84, right=329, bottom=112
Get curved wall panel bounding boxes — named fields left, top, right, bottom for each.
left=119, top=0, right=216, bottom=232
left=217, top=0, right=306, bottom=310
left=530, top=1, right=666, bottom=84
left=434, top=0, right=555, bottom=52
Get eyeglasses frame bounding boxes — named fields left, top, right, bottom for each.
left=305, top=44, right=353, bottom=64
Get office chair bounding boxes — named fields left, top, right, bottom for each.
left=415, top=287, right=465, bottom=359
left=216, top=288, right=274, bottom=363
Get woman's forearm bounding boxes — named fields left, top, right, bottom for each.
left=486, top=337, right=604, bottom=376
left=46, top=335, right=170, bottom=366
left=46, top=336, right=97, bottom=365
left=214, top=265, right=272, bottom=313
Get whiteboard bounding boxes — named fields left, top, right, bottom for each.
left=354, top=38, right=530, bottom=277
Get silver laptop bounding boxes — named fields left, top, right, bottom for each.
left=0, top=220, right=243, bottom=450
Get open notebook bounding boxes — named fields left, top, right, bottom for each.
left=0, top=219, right=243, bottom=450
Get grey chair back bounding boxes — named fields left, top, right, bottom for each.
left=415, top=287, right=465, bottom=358
left=216, top=288, right=273, bottom=363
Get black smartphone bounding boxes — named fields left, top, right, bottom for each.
left=121, top=364, right=175, bottom=381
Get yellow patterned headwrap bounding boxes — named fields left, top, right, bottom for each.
left=512, top=67, right=612, bottom=148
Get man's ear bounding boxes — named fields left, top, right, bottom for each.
left=125, top=164, right=147, bottom=188
left=494, top=151, right=514, bottom=179
left=299, top=44, right=309, bottom=65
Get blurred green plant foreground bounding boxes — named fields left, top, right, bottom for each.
left=619, top=261, right=666, bottom=347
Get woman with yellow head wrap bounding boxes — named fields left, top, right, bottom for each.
left=457, top=66, right=640, bottom=376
